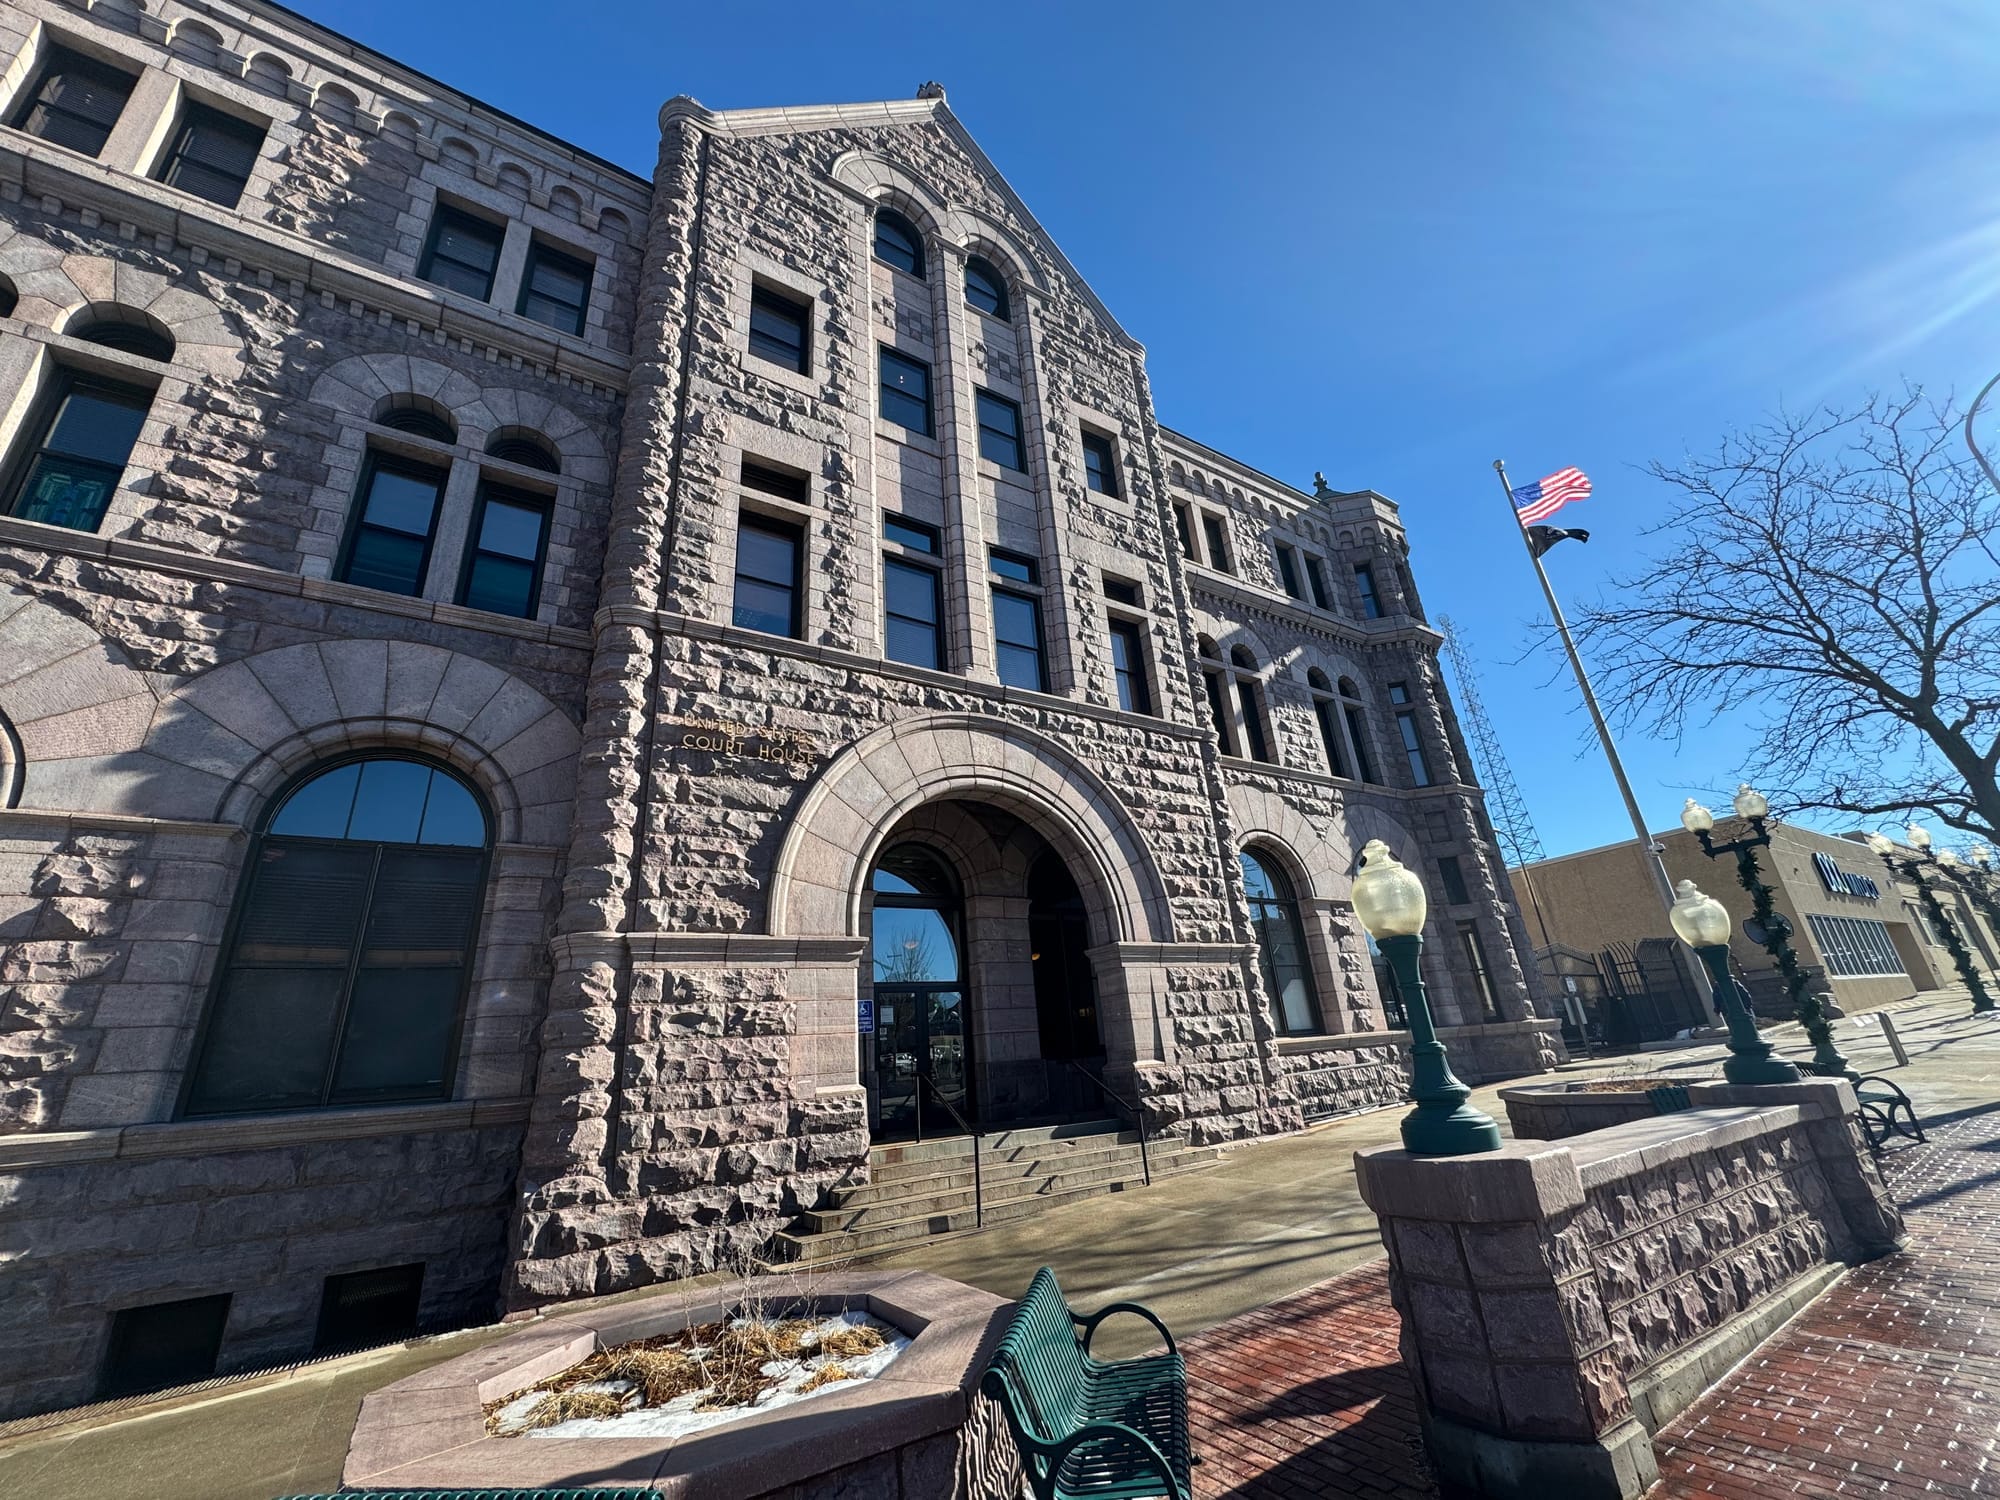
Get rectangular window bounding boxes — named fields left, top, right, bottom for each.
left=154, top=103, right=265, bottom=208
left=883, top=555, right=943, bottom=669
left=100, top=1294, right=230, bottom=1400
left=1203, top=670, right=1235, bottom=754
left=1304, top=555, right=1331, bottom=609
left=976, top=390, right=1026, bottom=471
left=879, top=347, right=933, bottom=435
left=1081, top=430, right=1119, bottom=496
left=2, top=371, right=151, bottom=533
left=732, top=512, right=802, bottom=637
left=516, top=241, right=592, bottom=336
left=993, top=589, right=1047, bottom=692
left=741, top=456, right=809, bottom=503
left=1312, top=698, right=1348, bottom=778
left=1173, top=502, right=1196, bottom=560
left=748, top=284, right=810, bottom=373
left=418, top=205, right=504, bottom=301
left=1438, top=855, right=1471, bottom=906
left=1457, top=921, right=1501, bottom=1020
left=1275, top=543, right=1303, bottom=599
left=1236, top=679, right=1271, bottom=762
left=1201, top=513, right=1232, bottom=572
left=336, top=453, right=447, bottom=597
left=1390, top=682, right=1433, bottom=785
left=1355, top=562, right=1383, bottom=618
left=1102, top=576, right=1142, bottom=607
left=315, top=1264, right=424, bottom=1356
left=1109, top=618, right=1151, bottom=715
left=882, top=514, right=939, bottom=553
left=10, top=46, right=134, bottom=157
left=990, top=548, right=1038, bottom=585
left=1805, top=914, right=1906, bottom=978
left=455, top=484, right=549, bottom=618
left=1344, top=703, right=1377, bottom=783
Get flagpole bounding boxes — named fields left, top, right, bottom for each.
left=1492, top=459, right=1711, bottom=1009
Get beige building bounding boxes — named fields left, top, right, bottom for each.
left=1513, top=819, right=2000, bottom=1038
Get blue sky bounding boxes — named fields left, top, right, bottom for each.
left=307, top=0, right=2000, bottom=858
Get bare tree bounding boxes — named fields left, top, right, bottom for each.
left=1578, top=388, right=2000, bottom=844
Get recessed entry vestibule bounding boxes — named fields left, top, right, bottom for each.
left=859, top=799, right=1109, bottom=1142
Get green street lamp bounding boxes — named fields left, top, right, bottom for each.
left=1351, top=838, right=1503, bottom=1155
left=1680, top=788, right=1851, bottom=1076
left=1869, top=829, right=1997, bottom=1014
left=1668, top=878, right=1803, bottom=1084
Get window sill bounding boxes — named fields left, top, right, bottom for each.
left=742, top=352, right=823, bottom=399
left=1273, top=1030, right=1405, bottom=1055
left=875, top=419, right=942, bottom=456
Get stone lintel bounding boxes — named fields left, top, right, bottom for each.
left=1354, top=1139, right=1585, bottom=1224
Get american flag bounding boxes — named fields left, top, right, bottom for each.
left=1511, top=466, right=1592, bottom=525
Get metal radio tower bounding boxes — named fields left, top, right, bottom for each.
left=1437, top=615, right=1545, bottom=868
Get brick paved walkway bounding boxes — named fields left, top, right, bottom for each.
left=1183, top=1106, right=1999, bottom=1499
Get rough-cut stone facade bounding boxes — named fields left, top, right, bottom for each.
left=0, top=0, right=1560, bottom=1416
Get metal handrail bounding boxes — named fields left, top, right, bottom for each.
left=1063, top=1060, right=1150, bottom=1186
left=914, top=1073, right=983, bottom=1227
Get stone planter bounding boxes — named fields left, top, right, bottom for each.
left=339, top=1270, right=1023, bottom=1497
left=1500, top=1080, right=1684, bottom=1140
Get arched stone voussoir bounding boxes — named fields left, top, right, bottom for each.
left=770, top=713, right=1173, bottom=945
left=1226, top=783, right=1351, bottom=901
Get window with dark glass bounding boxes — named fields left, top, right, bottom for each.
left=748, top=284, right=810, bottom=373
left=417, top=205, right=503, bottom=301
left=1109, top=618, right=1151, bottom=715
left=1438, top=855, right=1471, bottom=905
left=964, top=256, right=1008, bottom=317
left=516, top=241, right=591, bottom=336
left=1242, top=849, right=1321, bottom=1034
left=976, top=390, right=1025, bottom=470
left=335, top=454, right=445, bottom=597
left=375, top=406, right=455, bottom=443
left=992, top=579, right=1046, bottom=692
left=1458, top=920, right=1501, bottom=1020
left=1081, top=431, right=1119, bottom=496
left=1390, top=682, right=1433, bottom=785
left=883, top=555, right=943, bottom=669
left=1304, top=555, right=1330, bottom=609
left=873, top=209, right=925, bottom=276
left=1344, top=700, right=1378, bottom=783
left=1368, top=932, right=1409, bottom=1028
left=990, top=549, right=1038, bottom=585
left=9, top=46, right=134, bottom=157
left=1203, top=669, right=1234, bottom=753
left=1, top=370, right=151, bottom=532
left=1202, top=513, right=1232, bottom=572
left=879, top=347, right=932, bottom=435
left=1236, top=678, right=1271, bottom=761
left=183, top=757, right=490, bottom=1118
left=1102, top=576, right=1141, bottom=607
left=0, top=275, right=16, bottom=318
left=741, top=456, right=809, bottom=503
left=882, top=513, right=939, bottom=553
left=731, top=511, right=802, bottom=637
left=456, top=484, right=549, bottom=619
left=100, top=1295, right=230, bottom=1400
left=316, top=1264, right=424, bottom=1356
left=1355, top=562, right=1383, bottom=618
left=1173, top=502, right=1196, bottom=560
left=1313, top=696, right=1348, bottom=777
left=154, top=103, right=265, bottom=207
left=485, top=432, right=559, bottom=472
left=1275, top=543, right=1303, bottom=599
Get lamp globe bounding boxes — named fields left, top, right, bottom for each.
left=1668, top=879, right=1732, bottom=949
left=1732, top=784, right=1770, bottom=820
left=1351, top=840, right=1427, bottom=939
left=1680, top=799, right=1715, bottom=834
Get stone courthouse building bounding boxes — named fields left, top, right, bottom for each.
left=0, top=0, right=1561, bottom=1413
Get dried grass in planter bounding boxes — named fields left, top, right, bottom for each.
left=519, top=1387, right=630, bottom=1431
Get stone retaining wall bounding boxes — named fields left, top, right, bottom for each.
left=1355, top=1079, right=1905, bottom=1498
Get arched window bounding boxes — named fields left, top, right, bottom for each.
left=964, top=256, right=1009, bottom=318
left=1229, top=647, right=1273, bottom=763
left=0, top=274, right=16, bottom=319
left=1197, top=636, right=1234, bottom=755
left=373, top=398, right=457, bottom=445
left=1241, top=849, right=1321, bottom=1034
left=184, top=756, right=491, bottom=1117
left=1308, top=668, right=1349, bottom=778
left=873, top=209, right=925, bottom=277
left=484, top=428, right=561, bottom=473
left=70, top=314, right=174, bottom=362
left=1338, top=678, right=1378, bottom=783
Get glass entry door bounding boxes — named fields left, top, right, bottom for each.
left=872, top=986, right=968, bottom=1140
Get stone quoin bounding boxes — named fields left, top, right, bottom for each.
left=0, top=0, right=1563, bottom=1416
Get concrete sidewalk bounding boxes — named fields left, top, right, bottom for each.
left=0, top=990, right=1985, bottom=1500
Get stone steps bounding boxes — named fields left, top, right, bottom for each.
left=768, top=1126, right=1225, bottom=1265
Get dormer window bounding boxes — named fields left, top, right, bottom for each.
left=873, top=210, right=925, bottom=277
left=964, top=257, right=1009, bottom=318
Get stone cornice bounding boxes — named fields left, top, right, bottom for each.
left=0, top=518, right=594, bottom=653
left=1188, top=569, right=1443, bottom=653
left=0, top=144, right=631, bottom=394
left=0, top=1096, right=532, bottom=1172
left=1218, top=756, right=1483, bottom=804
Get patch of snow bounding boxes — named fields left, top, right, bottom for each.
left=523, top=1313, right=909, bottom=1442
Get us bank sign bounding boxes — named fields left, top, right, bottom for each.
left=1813, top=852, right=1881, bottom=901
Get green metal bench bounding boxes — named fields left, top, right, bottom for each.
left=982, top=1265, right=1192, bottom=1500
left=1799, top=1061, right=1927, bottom=1150
left=278, top=1491, right=654, bottom=1498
